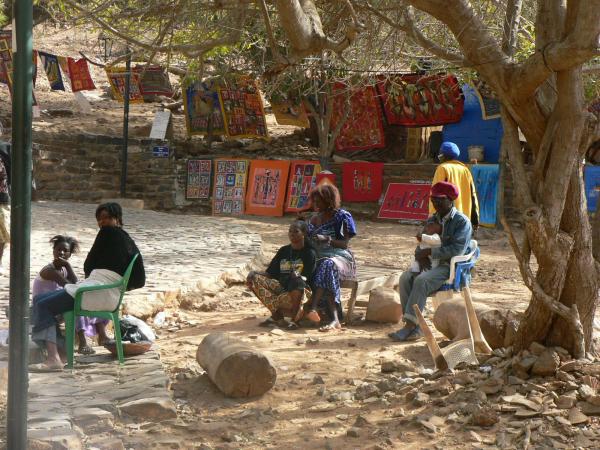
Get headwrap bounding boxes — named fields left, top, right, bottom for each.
left=439, top=141, right=460, bottom=159
left=431, top=181, right=459, bottom=200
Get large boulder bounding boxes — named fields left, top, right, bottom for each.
left=366, top=287, right=402, bottom=323
left=432, top=299, right=521, bottom=349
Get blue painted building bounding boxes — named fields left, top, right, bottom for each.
left=442, top=84, right=503, bottom=163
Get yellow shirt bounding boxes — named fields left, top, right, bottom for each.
left=429, top=160, right=480, bottom=225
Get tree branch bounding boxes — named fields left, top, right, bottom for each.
left=502, top=0, right=522, bottom=57
left=358, top=2, right=467, bottom=66
left=61, top=0, right=249, bottom=58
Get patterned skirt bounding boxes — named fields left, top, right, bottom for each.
left=313, top=255, right=356, bottom=304
left=250, top=274, right=311, bottom=315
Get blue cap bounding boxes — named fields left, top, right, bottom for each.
left=439, top=141, right=460, bottom=159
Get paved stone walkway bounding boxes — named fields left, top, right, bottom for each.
left=0, top=201, right=262, bottom=448
left=0, top=200, right=262, bottom=326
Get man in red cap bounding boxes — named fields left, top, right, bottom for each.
left=389, top=181, right=473, bottom=342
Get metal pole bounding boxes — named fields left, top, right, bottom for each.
left=7, top=0, right=33, bottom=447
left=120, top=48, right=131, bottom=197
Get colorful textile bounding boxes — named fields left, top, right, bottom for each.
left=285, top=160, right=321, bottom=212
left=272, top=101, right=310, bottom=128
left=134, top=65, right=173, bottom=97
left=342, top=162, right=384, bottom=202
left=106, top=67, right=144, bottom=103
left=377, top=74, right=464, bottom=126
left=471, top=164, right=499, bottom=226
left=186, top=159, right=212, bottom=199
left=183, top=79, right=226, bottom=136
left=218, top=77, right=268, bottom=139
left=473, top=83, right=501, bottom=120
left=584, top=165, right=600, bottom=213
left=212, top=159, right=249, bottom=215
left=67, top=58, right=96, bottom=92
left=0, top=31, right=11, bottom=86
left=331, top=84, right=385, bottom=152
left=57, top=56, right=70, bottom=79
left=245, top=160, right=290, bottom=217
left=39, top=51, right=65, bottom=91
left=249, top=273, right=311, bottom=315
left=378, top=183, right=431, bottom=221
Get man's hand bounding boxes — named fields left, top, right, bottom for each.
left=53, top=257, right=69, bottom=268
left=415, top=247, right=431, bottom=259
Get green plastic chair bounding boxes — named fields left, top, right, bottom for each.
left=63, top=254, right=139, bottom=369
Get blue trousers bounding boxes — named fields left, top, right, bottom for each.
left=31, top=289, right=74, bottom=333
left=398, top=265, right=450, bottom=325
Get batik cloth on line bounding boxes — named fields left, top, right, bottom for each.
left=308, top=209, right=357, bottom=304
left=250, top=273, right=311, bottom=314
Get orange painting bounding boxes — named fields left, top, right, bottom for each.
left=245, top=160, right=291, bottom=217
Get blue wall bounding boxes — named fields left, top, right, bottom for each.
left=442, top=84, right=503, bottom=163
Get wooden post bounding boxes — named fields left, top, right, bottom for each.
left=196, top=333, right=277, bottom=398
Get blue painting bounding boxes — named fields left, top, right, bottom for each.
left=584, top=165, right=600, bottom=212
left=471, top=164, right=499, bottom=226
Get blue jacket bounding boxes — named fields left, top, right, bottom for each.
left=430, top=207, right=473, bottom=264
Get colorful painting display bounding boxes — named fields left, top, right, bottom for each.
left=39, top=51, right=65, bottom=91
left=378, top=183, right=431, bottom=221
left=134, top=65, right=174, bottom=97
left=473, top=81, right=501, bottom=120
left=272, top=101, right=310, bottom=128
left=342, top=162, right=384, bottom=202
left=245, top=160, right=291, bottom=217
left=330, top=84, right=385, bottom=152
left=285, top=161, right=321, bottom=212
left=186, top=159, right=212, bottom=199
left=377, top=74, right=464, bottom=126
left=218, top=77, right=268, bottom=139
left=67, top=58, right=96, bottom=92
left=212, top=159, right=249, bottom=216
left=471, top=164, right=499, bottom=226
left=183, top=79, right=226, bottom=136
left=584, top=165, right=600, bottom=213
left=105, top=67, right=144, bottom=103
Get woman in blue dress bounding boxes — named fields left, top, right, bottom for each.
left=303, top=183, right=357, bottom=331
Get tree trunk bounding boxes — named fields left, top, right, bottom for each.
left=196, top=333, right=277, bottom=398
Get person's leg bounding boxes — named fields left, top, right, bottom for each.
left=390, top=267, right=448, bottom=341
left=95, top=321, right=110, bottom=345
left=308, top=259, right=339, bottom=323
left=319, top=293, right=341, bottom=331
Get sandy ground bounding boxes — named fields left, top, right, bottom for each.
left=147, top=216, right=531, bottom=449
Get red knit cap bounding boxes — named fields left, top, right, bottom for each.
left=431, top=181, right=459, bottom=200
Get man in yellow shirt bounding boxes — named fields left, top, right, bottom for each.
left=430, top=142, right=480, bottom=229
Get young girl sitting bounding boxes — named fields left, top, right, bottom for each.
left=31, top=236, right=109, bottom=369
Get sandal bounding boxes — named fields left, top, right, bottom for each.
left=77, top=345, right=96, bottom=355
left=258, top=317, right=278, bottom=327
left=319, top=322, right=341, bottom=333
left=29, top=362, right=64, bottom=373
left=287, top=322, right=300, bottom=330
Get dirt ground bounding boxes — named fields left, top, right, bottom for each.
left=145, top=216, right=532, bottom=450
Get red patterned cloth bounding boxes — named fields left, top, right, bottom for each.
left=67, top=57, right=96, bottom=92
left=342, top=162, right=384, bottom=202
left=330, top=84, right=385, bottom=152
left=377, top=74, right=464, bottom=126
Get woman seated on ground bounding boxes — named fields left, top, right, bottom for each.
left=30, top=202, right=146, bottom=371
left=303, top=184, right=357, bottom=332
left=247, top=220, right=316, bottom=329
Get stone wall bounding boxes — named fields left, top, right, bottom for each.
left=32, top=131, right=518, bottom=223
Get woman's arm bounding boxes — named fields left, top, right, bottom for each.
left=39, top=263, right=71, bottom=287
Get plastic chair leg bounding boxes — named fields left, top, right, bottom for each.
left=63, top=310, right=75, bottom=369
left=412, top=305, right=449, bottom=371
left=112, top=313, right=124, bottom=364
left=462, top=286, right=493, bottom=354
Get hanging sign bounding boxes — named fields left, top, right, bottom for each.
left=149, top=110, right=171, bottom=140
left=152, top=145, right=170, bottom=158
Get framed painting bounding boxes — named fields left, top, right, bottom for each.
left=284, top=160, right=321, bottom=212
left=212, top=159, right=249, bottom=215
left=245, top=160, right=291, bottom=216
left=378, top=182, right=431, bottom=221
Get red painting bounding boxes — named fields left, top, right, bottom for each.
left=342, top=162, right=384, bottom=202
left=67, top=57, right=96, bottom=92
left=330, top=83, right=385, bottom=152
left=378, top=183, right=431, bottom=221
left=245, top=160, right=291, bottom=217
left=377, top=74, right=464, bottom=126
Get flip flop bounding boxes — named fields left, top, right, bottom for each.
left=29, top=363, right=63, bottom=373
left=287, top=322, right=300, bottom=330
left=319, top=323, right=341, bottom=333
left=258, top=317, right=278, bottom=327
left=77, top=345, right=96, bottom=355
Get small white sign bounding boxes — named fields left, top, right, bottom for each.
left=149, top=110, right=171, bottom=140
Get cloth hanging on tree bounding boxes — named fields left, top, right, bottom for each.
left=183, top=79, right=226, bottom=136
left=330, top=83, right=385, bottom=152
left=105, top=67, right=144, bottom=103
left=377, top=73, right=464, bottom=126
left=470, top=164, right=499, bottom=226
left=218, top=76, right=269, bottom=139
left=67, top=57, right=96, bottom=92
left=39, top=51, right=65, bottom=91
